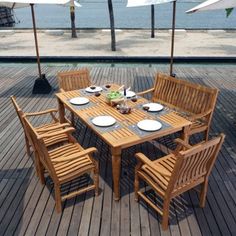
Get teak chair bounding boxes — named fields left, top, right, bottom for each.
left=137, top=73, right=219, bottom=140
left=11, top=96, right=70, bottom=176
left=57, top=68, right=91, bottom=92
left=11, top=95, right=69, bottom=156
left=57, top=68, right=91, bottom=126
left=134, top=133, right=225, bottom=230
left=23, top=115, right=99, bottom=213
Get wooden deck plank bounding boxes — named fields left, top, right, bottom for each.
left=0, top=64, right=236, bottom=236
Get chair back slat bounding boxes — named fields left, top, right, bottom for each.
left=169, top=135, right=224, bottom=192
left=57, top=69, right=91, bottom=92
left=152, top=73, right=218, bottom=115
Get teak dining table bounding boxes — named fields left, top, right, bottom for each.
left=56, top=84, right=192, bottom=200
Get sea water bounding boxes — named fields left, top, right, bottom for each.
left=12, top=1, right=236, bottom=29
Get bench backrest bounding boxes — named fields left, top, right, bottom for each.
left=152, top=73, right=218, bottom=115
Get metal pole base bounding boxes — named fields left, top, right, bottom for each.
left=32, top=74, right=52, bottom=94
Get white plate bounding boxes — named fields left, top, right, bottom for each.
left=137, top=120, right=162, bottom=132
left=85, top=86, right=103, bottom=93
left=121, top=90, right=136, bottom=98
left=92, top=116, right=116, bottom=127
left=69, top=97, right=89, bottom=105
left=143, top=103, right=164, bottom=112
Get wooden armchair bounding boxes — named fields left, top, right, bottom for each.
left=137, top=73, right=219, bottom=140
left=11, top=96, right=71, bottom=177
left=134, top=133, right=225, bottom=230
left=57, top=68, right=91, bottom=126
left=57, top=68, right=91, bottom=92
left=23, top=115, right=99, bottom=213
left=11, top=96, right=70, bottom=156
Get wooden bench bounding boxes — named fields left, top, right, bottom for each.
left=138, top=73, right=219, bottom=140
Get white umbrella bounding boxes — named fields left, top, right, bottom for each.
left=186, top=0, right=236, bottom=13
left=127, top=0, right=176, bottom=76
left=0, top=0, right=70, bottom=93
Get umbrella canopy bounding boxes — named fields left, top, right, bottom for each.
left=127, top=0, right=176, bottom=76
left=0, top=0, right=70, bottom=8
left=0, top=0, right=70, bottom=93
left=186, top=0, right=236, bottom=13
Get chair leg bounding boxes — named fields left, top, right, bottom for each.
left=200, top=180, right=208, bottom=208
left=134, top=171, right=140, bottom=201
left=38, top=160, right=45, bottom=185
left=55, top=184, right=62, bottom=213
left=94, top=163, right=99, bottom=196
left=25, top=135, right=31, bottom=156
left=162, top=199, right=170, bottom=231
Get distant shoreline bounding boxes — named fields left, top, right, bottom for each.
left=1, top=28, right=236, bottom=32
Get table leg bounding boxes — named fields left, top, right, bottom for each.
left=111, top=147, right=122, bottom=201
left=57, top=98, right=65, bottom=123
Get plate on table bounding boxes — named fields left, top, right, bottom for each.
left=92, top=116, right=116, bottom=127
left=137, top=120, right=162, bottom=131
left=143, top=103, right=164, bottom=112
left=121, top=90, right=136, bottom=98
left=85, top=86, right=103, bottom=93
left=69, top=97, right=89, bottom=105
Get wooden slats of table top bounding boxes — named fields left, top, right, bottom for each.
left=56, top=85, right=192, bottom=148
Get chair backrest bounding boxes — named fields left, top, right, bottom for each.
left=167, top=134, right=225, bottom=196
left=57, top=68, right=91, bottom=92
left=152, top=73, right=219, bottom=115
left=11, top=95, right=34, bottom=146
left=23, top=115, right=58, bottom=181
left=10, top=95, right=25, bottom=127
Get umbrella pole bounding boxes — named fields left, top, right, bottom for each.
left=30, top=4, right=42, bottom=79
left=170, top=0, right=176, bottom=77
left=31, top=4, right=52, bottom=94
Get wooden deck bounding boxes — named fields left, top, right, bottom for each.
left=0, top=64, right=236, bottom=236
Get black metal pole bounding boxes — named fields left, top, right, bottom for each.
left=170, top=0, right=176, bottom=77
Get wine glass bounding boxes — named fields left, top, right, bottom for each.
left=104, top=79, right=112, bottom=89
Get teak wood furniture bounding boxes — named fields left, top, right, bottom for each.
left=134, top=133, right=225, bottom=230
left=138, top=73, right=219, bottom=140
left=23, top=116, right=99, bottom=213
left=57, top=68, right=91, bottom=92
left=56, top=84, right=192, bottom=200
left=11, top=96, right=70, bottom=175
left=57, top=68, right=91, bottom=126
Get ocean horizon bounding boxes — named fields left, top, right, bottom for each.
left=12, top=1, right=236, bottom=29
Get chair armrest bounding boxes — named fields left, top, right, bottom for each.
left=189, top=109, right=212, bottom=121
left=52, top=147, right=97, bottom=163
left=37, top=127, right=75, bottom=139
left=174, top=138, right=192, bottom=150
left=25, top=108, right=58, bottom=117
left=36, top=123, right=71, bottom=132
left=135, top=153, right=171, bottom=177
left=136, top=88, right=155, bottom=96
left=59, top=88, right=66, bottom=92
